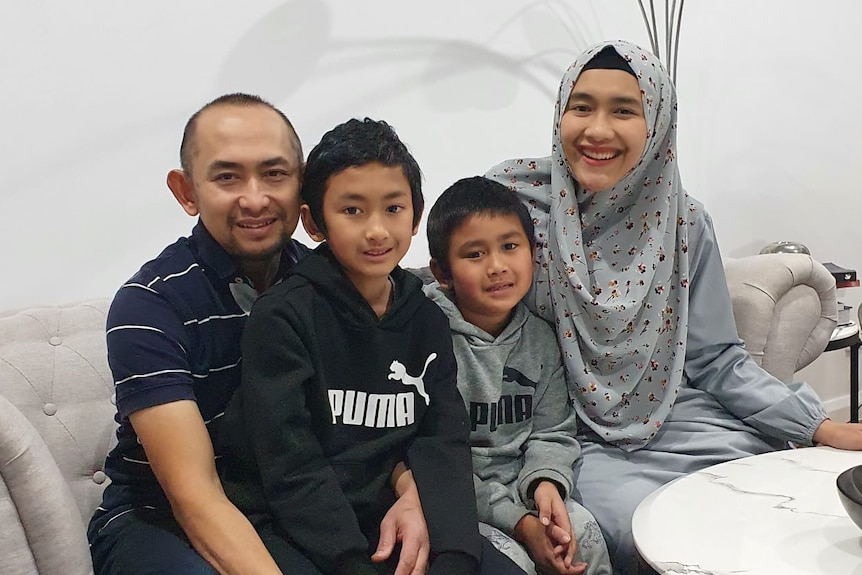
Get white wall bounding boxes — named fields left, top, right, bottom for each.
left=2, top=0, right=860, bottom=412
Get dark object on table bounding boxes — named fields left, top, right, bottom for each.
left=837, top=464, right=862, bottom=530
left=822, top=262, right=859, bottom=288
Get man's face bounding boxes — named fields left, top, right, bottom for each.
left=172, top=104, right=302, bottom=265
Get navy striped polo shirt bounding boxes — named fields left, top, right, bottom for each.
left=93, top=221, right=308, bottom=521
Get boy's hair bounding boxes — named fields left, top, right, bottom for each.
left=427, top=176, right=535, bottom=276
left=301, top=118, right=423, bottom=233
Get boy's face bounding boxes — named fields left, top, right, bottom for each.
left=303, top=162, right=417, bottom=295
left=436, top=213, right=534, bottom=336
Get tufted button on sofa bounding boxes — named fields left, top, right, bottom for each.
left=0, top=300, right=114, bottom=575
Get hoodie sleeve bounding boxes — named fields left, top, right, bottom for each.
left=518, top=360, right=581, bottom=509
left=235, top=290, right=379, bottom=575
left=516, top=320, right=581, bottom=507
left=406, top=307, right=482, bottom=575
left=472, top=472, right=530, bottom=535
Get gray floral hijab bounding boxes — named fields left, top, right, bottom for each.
left=487, top=40, right=691, bottom=450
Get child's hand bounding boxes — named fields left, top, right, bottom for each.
left=514, top=514, right=587, bottom=575
left=533, top=481, right=577, bottom=567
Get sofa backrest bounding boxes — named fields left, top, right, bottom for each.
left=0, top=299, right=116, bottom=574
left=724, top=254, right=837, bottom=383
left=0, top=299, right=116, bottom=521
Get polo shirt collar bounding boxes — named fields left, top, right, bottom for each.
left=190, top=220, right=301, bottom=287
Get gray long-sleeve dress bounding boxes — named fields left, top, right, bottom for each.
left=570, top=199, right=828, bottom=574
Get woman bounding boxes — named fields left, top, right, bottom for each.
left=486, top=40, right=862, bottom=574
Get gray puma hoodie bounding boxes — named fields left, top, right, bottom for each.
left=423, top=281, right=581, bottom=535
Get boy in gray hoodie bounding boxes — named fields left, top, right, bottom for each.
left=423, top=177, right=611, bottom=575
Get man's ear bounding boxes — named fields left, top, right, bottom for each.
left=167, top=169, right=198, bottom=217
left=429, top=258, right=452, bottom=289
left=300, top=204, right=326, bottom=243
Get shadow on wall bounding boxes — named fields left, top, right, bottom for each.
left=215, top=0, right=598, bottom=114
left=215, top=0, right=330, bottom=101
left=4, top=0, right=600, bottom=206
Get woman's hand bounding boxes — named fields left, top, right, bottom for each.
left=812, top=418, right=862, bottom=450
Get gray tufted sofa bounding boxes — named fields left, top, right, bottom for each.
left=723, top=253, right=837, bottom=383
left=0, top=254, right=837, bottom=575
left=1, top=300, right=114, bottom=575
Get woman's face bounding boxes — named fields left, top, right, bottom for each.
left=559, top=69, right=648, bottom=193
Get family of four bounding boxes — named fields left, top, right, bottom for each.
left=87, top=41, right=862, bottom=575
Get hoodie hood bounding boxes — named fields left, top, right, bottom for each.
left=292, top=243, right=425, bottom=329
left=422, top=281, right=529, bottom=346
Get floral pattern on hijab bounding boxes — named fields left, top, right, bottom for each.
left=487, top=40, right=692, bottom=450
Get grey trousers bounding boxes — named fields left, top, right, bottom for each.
left=479, top=499, right=612, bottom=575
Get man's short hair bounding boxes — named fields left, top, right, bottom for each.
left=179, top=93, right=303, bottom=176
left=427, top=176, right=535, bottom=275
left=301, top=118, right=423, bottom=233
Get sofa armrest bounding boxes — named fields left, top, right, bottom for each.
left=724, top=253, right=837, bottom=383
left=0, top=393, right=93, bottom=575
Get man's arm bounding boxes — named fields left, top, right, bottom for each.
left=131, top=400, right=282, bottom=575
left=107, top=278, right=281, bottom=574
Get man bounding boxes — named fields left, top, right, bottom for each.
left=88, top=94, right=428, bottom=575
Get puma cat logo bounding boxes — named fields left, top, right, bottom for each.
left=388, top=353, right=436, bottom=405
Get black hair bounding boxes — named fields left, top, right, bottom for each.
left=179, top=93, right=302, bottom=176
left=301, top=118, right=423, bottom=233
left=427, top=176, right=534, bottom=276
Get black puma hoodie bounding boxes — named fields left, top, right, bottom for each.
left=219, top=244, right=481, bottom=575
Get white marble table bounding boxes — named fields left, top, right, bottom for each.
left=632, top=447, right=862, bottom=574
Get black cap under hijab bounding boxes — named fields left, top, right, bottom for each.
left=581, top=45, right=637, bottom=78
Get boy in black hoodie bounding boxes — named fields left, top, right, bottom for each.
left=219, top=118, right=526, bottom=575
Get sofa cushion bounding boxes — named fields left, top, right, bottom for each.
left=0, top=300, right=116, bottom=520
left=0, top=393, right=93, bottom=575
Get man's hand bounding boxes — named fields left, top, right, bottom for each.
left=372, top=470, right=429, bottom=575
left=514, top=514, right=586, bottom=575
left=131, top=400, right=282, bottom=575
left=812, top=419, right=862, bottom=450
